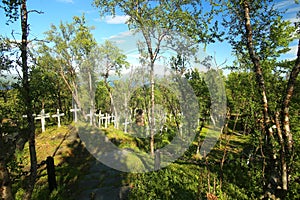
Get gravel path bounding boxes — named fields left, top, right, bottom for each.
left=76, top=159, right=130, bottom=200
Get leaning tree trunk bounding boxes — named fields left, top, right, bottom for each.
left=20, top=1, right=38, bottom=199
left=279, top=38, right=300, bottom=193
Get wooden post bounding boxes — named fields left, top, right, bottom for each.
left=46, top=156, right=57, bottom=193
left=154, top=150, right=161, bottom=170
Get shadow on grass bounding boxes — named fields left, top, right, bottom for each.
left=31, top=128, right=130, bottom=200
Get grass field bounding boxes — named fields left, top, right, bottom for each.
left=11, top=124, right=260, bottom=199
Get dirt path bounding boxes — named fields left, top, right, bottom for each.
left=76, top=159, right=130, bottom=200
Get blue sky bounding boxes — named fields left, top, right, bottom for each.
left=0, top=0, right=127, bottom=42
left=0, top=0, right=299, bottom=70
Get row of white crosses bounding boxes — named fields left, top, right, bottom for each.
left=22, top=109, right=64, bottom=132
left=94, top=111, right=116, bottom=129
left=22, top=104, right=118, bottom=132
left=70, top=105, right=116, bottom=129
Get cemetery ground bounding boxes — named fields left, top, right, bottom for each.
left=8, top=121, right=263, bottom=200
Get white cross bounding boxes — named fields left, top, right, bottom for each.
left=110, top=114, right=117, bottom=128
left=94, top=110, right=104, bottom=128
left=85, top=109, right=94, bottom=125
left=122, top=118, right=130, bottom=133
left=35, top=109, right=50, bottom=132
left=104, top=113, right=110, bottom=128
left=70, top=104, right=80, bottom=122
left=107, top=114, right=112, bottom=123
left=52, top=109, right=65, bottom=128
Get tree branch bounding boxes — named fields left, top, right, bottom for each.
left=281, top=38, right=300, bottom=151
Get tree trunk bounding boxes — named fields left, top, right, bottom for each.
left=242, top=1, right=277, bottom=198
left=275, top=112, right=287, bottom=194
left=0, top=159, right=13, bottom=200
left=150, top=61, right=155, bottom=156
left=140, top=29, right=156, bottom=156
left=20, top=1, right=37, bottom=199
left=0, top=137, right=14, bottom=200
left=279, top=38, right=300, bottom=193
left=104, top=76, right=118, bottom=129
left=281, top=39, right=300, bottom=152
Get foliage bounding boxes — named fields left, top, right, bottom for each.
left=1, top=1, right=300, bottom=199
left=95, top=80, right=111, bottom=113
left=128, top=163, right=200, bottom=200
left=92, top=0, right=223, bottom=45
left=38, top=14, right=97, bottom=111
left=0, top=0, right=22, bottom=24
left=220, top=0, right=295, bottom=62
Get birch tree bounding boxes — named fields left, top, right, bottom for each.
left=218, top=0, right=300, bottom=198
left=39, top=14, right=97, bottom=117
left=93, top=0, right=221, bottom=155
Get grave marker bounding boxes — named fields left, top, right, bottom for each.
left=35, top=109, right=50, bottom=132
left=86, top=109, right=94, bottom=125
left=52, top=109, right=64, bottom=127
left=122, top=118, right=130, bottom=133
left=70, top=104, right=80, bottom=122
left=103, top=113, right=110, bottom=128
left=94, top=110, right=104, bottom=128
left=111, top=114, right=117, bottom=128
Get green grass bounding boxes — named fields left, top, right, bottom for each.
left=12, top=124, right=94, bottom=200
left=11, top=122, right=263, bottom=199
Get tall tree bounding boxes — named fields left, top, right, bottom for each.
left=1, top=0, right=38, bottom=199
left=218, top=0, right=300, bottom=198
left=34, top=49, right=72, bottom=110
left=93, top=0, right=221, bottom=155
left=86, top=40, right=129, bottom=126
left=39, top=14, right=97, bottom=117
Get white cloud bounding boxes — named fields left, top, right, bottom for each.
left=274, top=0, right=293, bottom=10
left=56, top=0, right=74, bottom=3
left=79, top=10, right=96, bottom=14
left=104, top=15, right=130, bottom=24
left=287, top=44, right=299, bottom=55
left=108, top=30, right=134, bottom=39
left=287, top=17, right=298, bottom=23
left=286, top=6, right=300, bottom=14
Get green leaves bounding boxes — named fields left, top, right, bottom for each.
left=1, top=0, right=21, bottom=24
left=93, top=0, right=223, bottom=46
left=220, top=0, right=295, bottom=64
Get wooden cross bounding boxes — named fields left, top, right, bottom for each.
left=94, top=110, right=104, bottom=128
left=110, top=114, right=117, bottom=128
left=35, top=109, right=50, bottom=132
left=70, top=104, right=80, bottom=122
left=85, top=109, right=94, bottom=125
left=51, top=109, right=64, bottom=128
left=104, top=113, right=110, bottom=128
left=122, top=118, right=130, bottom=133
